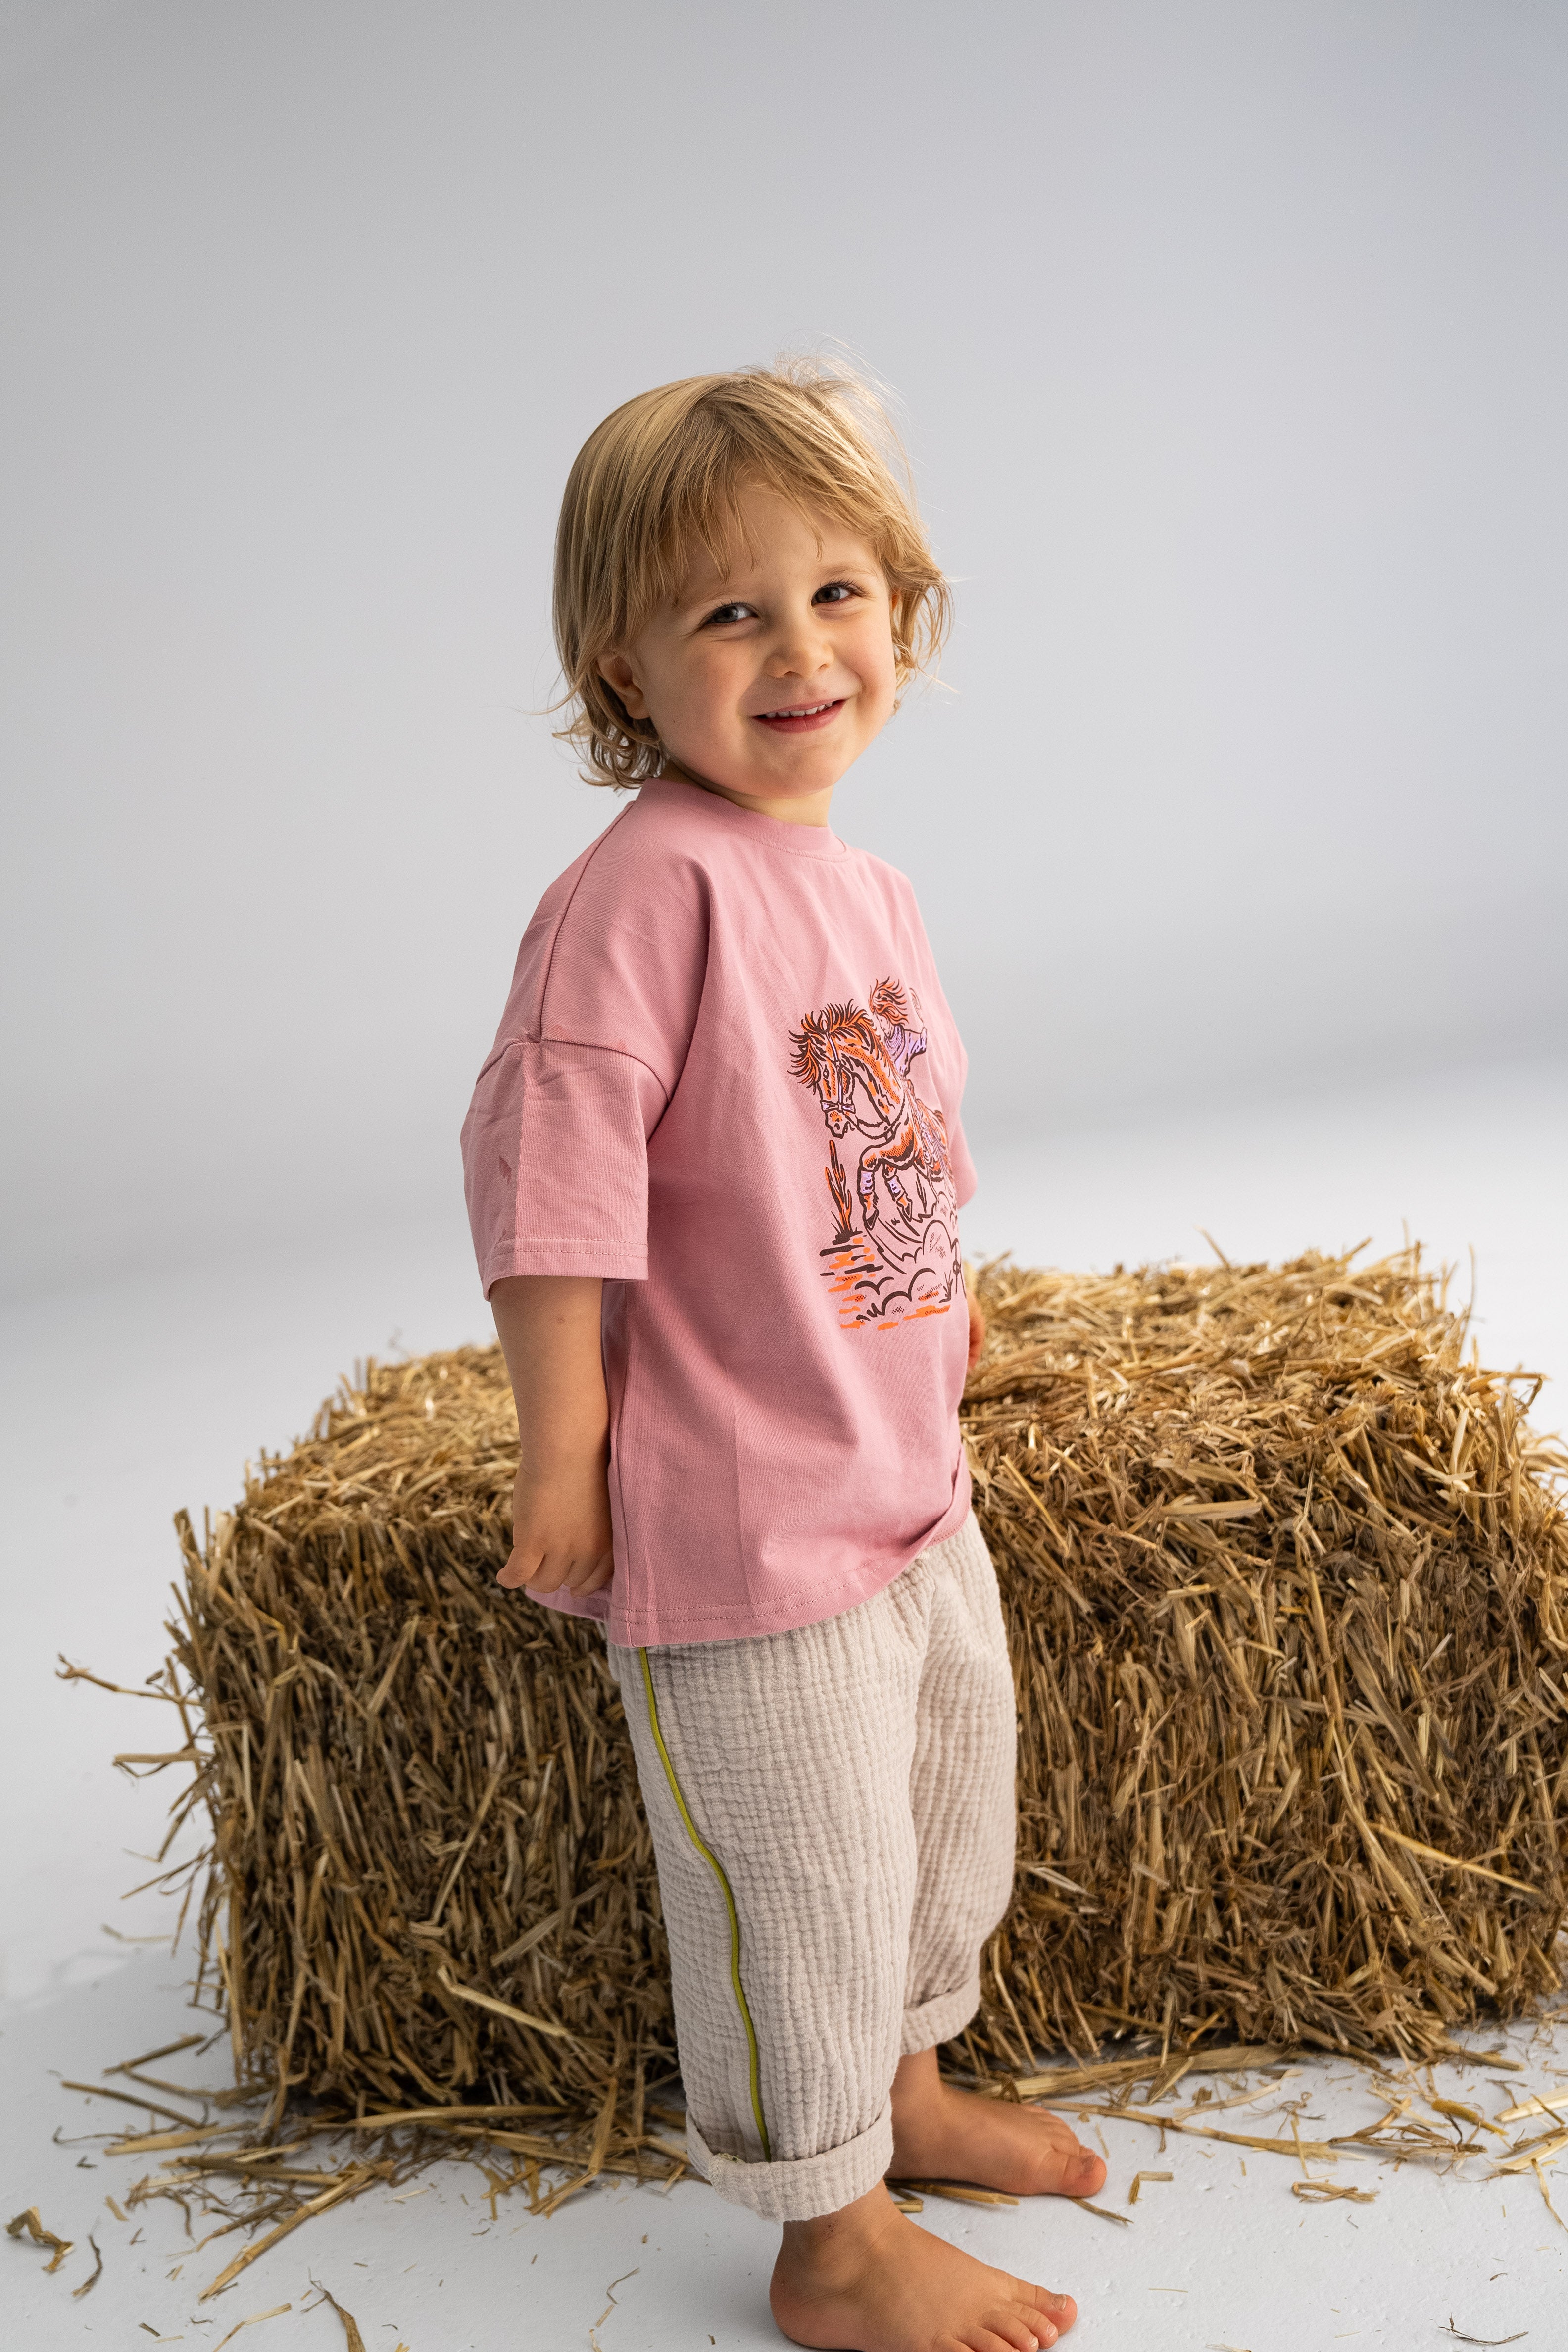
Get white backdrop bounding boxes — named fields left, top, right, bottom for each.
left=3, top=25, right=1568, bottom=2342
left=3, top=0, right=1566, bottom=1301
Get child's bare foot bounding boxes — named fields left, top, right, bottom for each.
left=888, top=2048, right=1108, bottom=2200
left=771, top=2183, right=1074, bottom=2352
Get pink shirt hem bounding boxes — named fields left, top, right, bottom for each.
left=535, top=1460, right=975, bottom=1648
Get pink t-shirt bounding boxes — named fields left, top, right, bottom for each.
left=461, top=776, right=977, bottom=1647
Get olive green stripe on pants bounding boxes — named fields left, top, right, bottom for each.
left=608, top=1511, right=1016, bottom=2225
left=636, top=1644, right=773, bottom=2162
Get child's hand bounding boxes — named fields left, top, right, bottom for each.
left=502, top=1453, right=614, bottom=1596
left=489, top=1274, right=614, bottom=1600
left=966, top=1288, right=986, bottom=1372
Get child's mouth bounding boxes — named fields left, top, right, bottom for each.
left=752, top=698, right=844, bottom=735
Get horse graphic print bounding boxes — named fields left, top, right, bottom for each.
left=787, top=977, right=962, bottom=1330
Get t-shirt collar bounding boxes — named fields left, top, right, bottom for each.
left=635, top=774, right=849, bottom=861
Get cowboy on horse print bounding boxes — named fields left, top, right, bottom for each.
left=787, top=978, right=963, bottom=1330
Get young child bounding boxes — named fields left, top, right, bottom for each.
left=461, top=362, right=1105, bottom=2352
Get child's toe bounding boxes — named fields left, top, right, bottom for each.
left=1006, top=2299, right=1058, bottom=2348
left=1030, top=2138, right=1104, bottom=2195
left=974, top=2324, right=1045, bottom=2352
left=1031, top=2286, right=1077, bottom=2333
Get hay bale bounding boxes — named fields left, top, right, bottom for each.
left=966, top=1248, right=1568, bottom=2063
left=164, top=1246, right=1568, bottom=2123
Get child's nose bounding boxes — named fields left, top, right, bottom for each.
left=767, top=620, right=833, bottom=676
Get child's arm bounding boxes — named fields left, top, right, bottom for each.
left=490, top=1275, right=614, bottom=1597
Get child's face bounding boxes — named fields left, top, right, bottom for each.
left=599, top=484, right=898, bottom=820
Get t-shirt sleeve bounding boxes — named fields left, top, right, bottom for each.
left=462, top=1036, right=669, bottom=1294
left=460, top=822, right=708, bottom=1297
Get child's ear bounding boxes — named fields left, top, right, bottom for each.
left=599, top=651, right=649, bottom=720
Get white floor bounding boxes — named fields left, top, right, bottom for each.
left=4, top=1960, right=1566, bottom=2352
left=3, top=1054, right=1566, bottom=2349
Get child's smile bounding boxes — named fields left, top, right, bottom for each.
left=598, top=482, right=898, bottom=824
left=753, top=695, right=845, bottom=734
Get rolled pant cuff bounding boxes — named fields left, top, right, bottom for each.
left=900, top=1973, right=982, bottom=2056
left=686, top=2103, right=896, bottom=2223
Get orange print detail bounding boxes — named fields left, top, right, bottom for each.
left=787, top=978, right=961, bottom=1333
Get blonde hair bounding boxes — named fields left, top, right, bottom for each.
left=552, top=358, right=950, bottom=787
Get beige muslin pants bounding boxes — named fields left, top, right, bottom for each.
left=607, top=1512, right=1016, bottom=2224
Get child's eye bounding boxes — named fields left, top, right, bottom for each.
left=702, top=600, right=754, bottom=627
left=814, top=581, right=859, bottom=605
